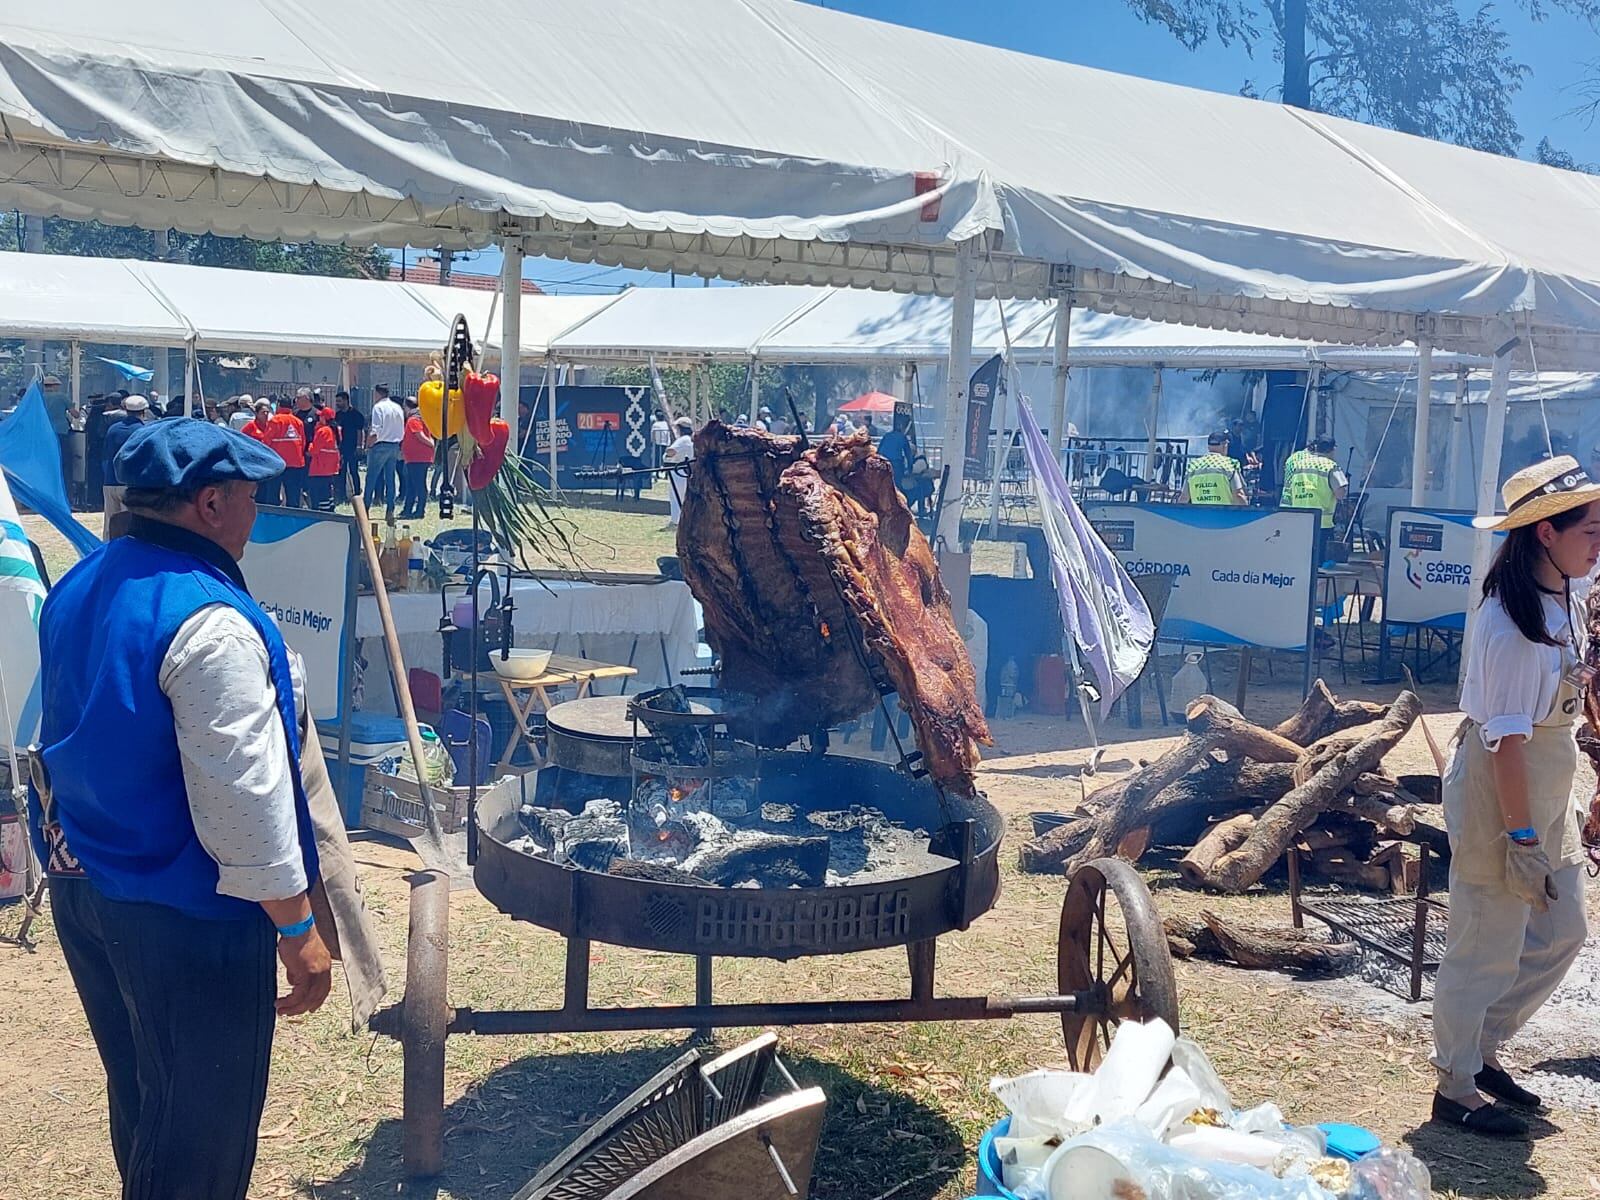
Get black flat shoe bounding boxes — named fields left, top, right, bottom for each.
left=1432, top=1093, right=1528, bottom=1138
left=1476, top=1066, right=1543, bottom=1110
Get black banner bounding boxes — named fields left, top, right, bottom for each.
left=963, top=354, right=1003, bottom=477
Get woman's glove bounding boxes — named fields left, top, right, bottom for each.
left=1505, top=840, right=1558, bottom=912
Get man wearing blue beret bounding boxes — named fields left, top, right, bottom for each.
left=29, top=420, right=340, bottom=1199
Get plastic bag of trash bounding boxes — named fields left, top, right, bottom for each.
left=1018, top=1122, right=1340, bottom=1200
left=1171, top=1036, right=1235, bottom=1117
left=1094, top=1018, right=1177, bottom=1120
left=989, top=1069, right=1096, bottom=1140
left=1347, top=1147, right=1432, bottom=1200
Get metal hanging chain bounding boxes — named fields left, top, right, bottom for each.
left=704, top=450, right=776, bottom=627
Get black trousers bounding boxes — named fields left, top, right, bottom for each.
left=338, top=450, right=360, bottom=501
left=51, top=877, right=277, bottom=1200
left=279, top=465, right=307, bottom=508
left=307, top=474, right=336, bottom=511
left=400, top=461, right=430, bottom=517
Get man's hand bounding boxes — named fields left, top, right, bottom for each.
left=1505, top=840, right=1558, bottom=912
left=276, top=926, right=334, bottom=1017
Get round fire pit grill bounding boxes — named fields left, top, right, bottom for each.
left=371, top=695, right=1181, bottom=1178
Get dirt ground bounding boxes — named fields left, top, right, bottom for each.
left=5, top=508, right=1600, bottom=1199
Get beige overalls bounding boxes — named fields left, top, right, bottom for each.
left=1431, top=669, right=1590, bottom=1101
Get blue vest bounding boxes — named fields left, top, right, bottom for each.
left=29, top=533, right=319, bottom=920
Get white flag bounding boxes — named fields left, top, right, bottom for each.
left=0, top=470, right=46, bottom=751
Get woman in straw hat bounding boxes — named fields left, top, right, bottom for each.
left=1431, top=455, right=1600, bottom=1137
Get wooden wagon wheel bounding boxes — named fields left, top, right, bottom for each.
left=1058, top=857, right=1180, bottom=1070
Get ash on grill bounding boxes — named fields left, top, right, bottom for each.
left=508, top=794, right=946, bottom=889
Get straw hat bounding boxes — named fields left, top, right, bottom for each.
left=1473, top=455, right=1600, bottom=530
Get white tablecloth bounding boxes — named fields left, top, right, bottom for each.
left=354, top=578, right=700, bottom=710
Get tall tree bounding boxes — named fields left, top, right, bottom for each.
left=1120, top=0, right=1594, bottom=154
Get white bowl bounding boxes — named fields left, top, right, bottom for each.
left=491, top=648, right=554, bottom=682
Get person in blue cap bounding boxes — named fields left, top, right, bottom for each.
left=29, top=419, right=338, bottom=1200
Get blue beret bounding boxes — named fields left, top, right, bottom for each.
left=115, top=419, right=285, bottom=490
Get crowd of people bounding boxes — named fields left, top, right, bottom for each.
left=41, top=381, right=455, bottom=524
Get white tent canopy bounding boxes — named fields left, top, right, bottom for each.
left=0, top=251, right=1474, bottom=372
left=402, top=286, right=620, bottom=356
left=747, top=291, right=1473, bottom=370
left=137, top=258, right=448, bottom=358
left=549, top=285, right=831, bottom=364
left=2, top=0, right=1600, bottom=365
left=0, top=250, right=621, bottom=361
left=0, top=252, right=190, bottom=346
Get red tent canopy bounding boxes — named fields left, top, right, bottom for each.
left=839, top=391, right=896, bottom=414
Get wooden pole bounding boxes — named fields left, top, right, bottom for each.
left=350, top=493, right=449, bottom=861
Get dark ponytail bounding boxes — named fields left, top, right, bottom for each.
left=1480, top=506, right=1588, bottom=646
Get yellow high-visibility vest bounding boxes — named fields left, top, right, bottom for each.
left=1184, top=453, right=1242, bottom=505
left=1282, top=450, right=1338, bottom=528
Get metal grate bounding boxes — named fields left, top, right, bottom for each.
left=1296, top=894, right=1448, bottom=969
left=516, top=1033, right=791, bottom=1200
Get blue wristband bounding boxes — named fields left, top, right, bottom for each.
left=1507, top=827, right=1538, bottom=843
left=276, top=914, right=314, bottom=939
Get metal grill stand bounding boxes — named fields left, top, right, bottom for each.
left=1288, top=843, right=1446, bottom=1001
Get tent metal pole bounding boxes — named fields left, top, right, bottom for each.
left=748, top=356, right=760, bottom=421
left=1463, top=339, right=1515, bottom=682
left=501, top=238, right=524, bottom=453
left=184, top=339, right=195, bottom=416
left=1145, top=366, right=1163, bottom=482
left=339, top=356, right=353, bottom=394
left=937, top=238, right=980, bottom=581
left=1448, top=365, right=1470, bottom=509
left=1050, top=295, right=1072, bottom=454
left=542, top=359, right=557, bottom=495
left=1409, top=332, right=1433, bottom=506
left=70, top=340, right=81, bottom=414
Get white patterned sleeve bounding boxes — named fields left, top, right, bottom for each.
left=160, top=605, right=306, bottom=901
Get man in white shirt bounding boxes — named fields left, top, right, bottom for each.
left=650, top=410, right=671, bottom=468
left=30, top=419, right=381, bottom=1200
left=363, top=384, right=405, bottom=522
left=662, top=417, right=695, bottom=529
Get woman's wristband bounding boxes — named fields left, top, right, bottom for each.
left=277, top=913, right=315, bottom=939
left=1506, top=826, right=1539, bottom=844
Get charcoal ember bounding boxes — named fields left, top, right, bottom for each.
left=677, top=423, right=990, bottom=794
left=634, top=818, right=700, bottom=860
left=707, top=776, right=756, bottom=818
left=518, top=804, right=576, bottom=850
left=684, top=833, right=830, bottom=888
left=607, top=858, right=713, bottom=886
left=558, top=800, right=629, bottom=873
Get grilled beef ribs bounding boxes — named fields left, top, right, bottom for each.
left=677, top=423, right=990, bottom=794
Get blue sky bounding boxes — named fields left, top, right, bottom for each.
left=445, top=0, right=1600, bottom=293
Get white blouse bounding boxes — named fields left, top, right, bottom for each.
left=1459, top=592, right=1579, bottom=751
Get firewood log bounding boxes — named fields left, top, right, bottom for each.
left=1329, top=793, right=1417, bottom=835
left=1018, top=696, right=1237, bottom=873
left=1273, top=679, right=1390, bottom=746
left=1304, top=845, right=1394, bottom=891
left=1178, top=813, right=1257, bottom=888
left=1187, top=910, right=1360, bottom=973
left=1197, top=692, right=1424, bottom=893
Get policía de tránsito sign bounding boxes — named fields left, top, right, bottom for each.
left=1084, top=503, right=1319, bottom=651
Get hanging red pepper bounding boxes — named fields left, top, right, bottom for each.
left=467, top=418, right=510, bottom=491
left=462, top=368, right=500, bottom=445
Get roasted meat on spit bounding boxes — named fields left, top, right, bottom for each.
left=677, top=423, right=991, bottom=794
left=1581, top=588, right=1600, bottom=856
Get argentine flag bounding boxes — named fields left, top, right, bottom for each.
left=0, top=469, right=46, bottom=751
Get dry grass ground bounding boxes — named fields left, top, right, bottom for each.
left=6, top=499, right=1600, bottom=1199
